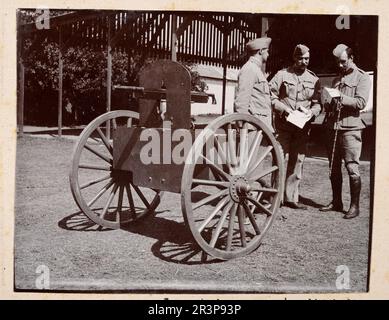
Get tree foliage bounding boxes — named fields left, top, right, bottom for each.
left=20, top=10, right=208, bottom=126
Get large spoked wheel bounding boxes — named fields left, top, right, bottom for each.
left=181, top=114, right=284, bottom=260
left=69, top=110, right=162, bottom=229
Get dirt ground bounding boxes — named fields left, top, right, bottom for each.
left=14, top=135, right=372, bottom=293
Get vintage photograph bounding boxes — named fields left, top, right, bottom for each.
left=15, top=9, right=377, bottom=292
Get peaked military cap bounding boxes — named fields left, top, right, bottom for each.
left=333, top=44, right=349, bottom=58
left=246, top=37, right=272, bottom=51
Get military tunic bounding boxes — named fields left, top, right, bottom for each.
left=324, top=62, right=371, bottom=179
left=269, top=66, right=321, bottom=203
left=270, top=66, right=321, bottom=129
left=325, top=62, right=370, bottom=130
left=234, top=55, right=273, bottom=131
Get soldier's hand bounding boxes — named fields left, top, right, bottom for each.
left=298, top=106, right=309, bottom=115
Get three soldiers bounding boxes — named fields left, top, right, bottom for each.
left=235, top=39, right=370, bottom=219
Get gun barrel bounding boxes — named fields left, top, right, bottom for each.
left=113, top=85, right=210, bottom=103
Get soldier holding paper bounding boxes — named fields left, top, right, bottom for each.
left=269, top=44, right=321, bottom=209
left=319, top=44, right=371, bottom=219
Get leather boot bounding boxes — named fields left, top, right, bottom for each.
left=320, top=177, right=343, bottom=212
left=344, top=176, right=361, bottom=219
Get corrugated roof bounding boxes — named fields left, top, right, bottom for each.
left=192, top=64, right=238, bottom=81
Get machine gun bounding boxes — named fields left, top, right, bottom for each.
left=113, top=85, right=215, bottom=103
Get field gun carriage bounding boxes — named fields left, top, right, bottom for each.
left=69, top=60, right=284, bottom=260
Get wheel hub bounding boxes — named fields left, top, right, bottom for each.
left=230, top=176, right=251, bottom=202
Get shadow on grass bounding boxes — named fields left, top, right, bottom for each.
left=58, top=210, right=223, bottom=265
left=299, top=196, right=324, bottom=209
left=58, top=207, right=169, bottom=232
left=58, top=211, right=112, bottom=232
left=122, top=214, right=223, bottom=265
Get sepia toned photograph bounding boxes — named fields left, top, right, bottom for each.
left=14, top=8, right=377, bottom=293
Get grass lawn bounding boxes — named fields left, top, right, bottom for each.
left=14, top=135, right=372, bottom=292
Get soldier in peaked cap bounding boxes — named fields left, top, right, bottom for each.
left=233, top=37, right=274, bottom=210
left=269, top=44, right=321, bottom=209
left=234, top=37, right=273, bottom=131
left=319, top=44, right=371, bottom=219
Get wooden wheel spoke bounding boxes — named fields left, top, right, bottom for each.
left=247, top=145, right=273, bottom=175
left=242, top=202, right=261, bottom=235
left=96, top=127, right=113, bottom=155
left=89, top=137, right=101, bottom=144
left=80, top=174, right=111, bottom=190
left=198, top=197, right=229, bottom=233
left=237, top=205, right=247, bottom=247
left=238, top=123, right=248, bottom=172
left=79, top=163, right=111, bottom=171
left=249, top=165, right=279, bottom=182
left=209, top=163, right=230, bottom=182
left=200, top=154, right=231, bottom=181
left=256, top=191, right=264, bottom=202
left=244, top=130, right=263, bottom=172
left=125, top=184, right=136, bottom=219
left=209, top=201, right=233, bottom=248
left=227, top=124, right=238, bottom=167
left=84, top=144, right=112, bottom=164
left=192, top=189, right=229, bottom=210
left=87, top=179, right=114, bottom=207
left=226, top=203, right=238, bottom=251
left=248, top=191, right=263, bottom=213
left=246, top=197, right=273, bottom=216
left=116, top=185, right=124, bottom=223
left=131, top=184, right=151, bottom=209
left=101, top=183, right=119, bottom=219
left=112, top=118, right=118, bottom=130
left=213, top=135, right=228, bottom=166
left=192, top=179, right=230, bottom=189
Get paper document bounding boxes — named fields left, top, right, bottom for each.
left=321, top=87, right=341, bottom=105
left=286, top=110, right=312, bottom=129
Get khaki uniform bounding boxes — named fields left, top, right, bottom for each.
left=270, top=66, right=321, bottom=203
left=234, top=55, right=273, bottom=131
left=324, top=62, right=371, bottom=178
